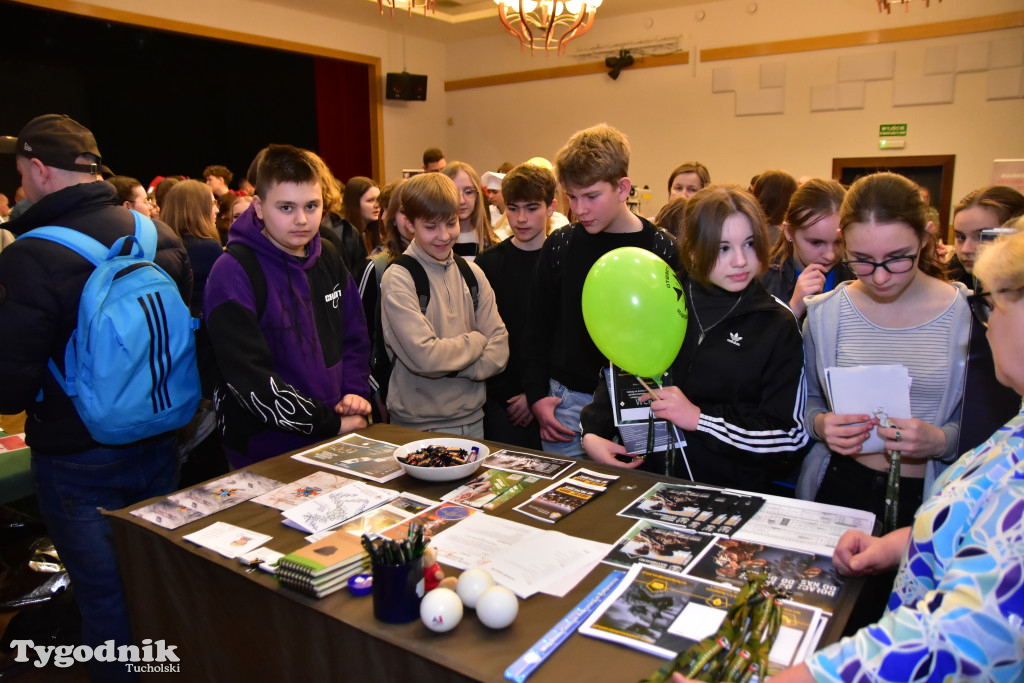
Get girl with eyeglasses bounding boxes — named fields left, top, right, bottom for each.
left=679, top=229, right=1024, bottom=683
left=441, top=162, right=498, bottom=261
left=796, top=172, right=970, bottom=634
left=800, top=172, right=969, bottom=517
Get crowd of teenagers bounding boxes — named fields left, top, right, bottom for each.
left=2, top=114, right=1024, bottom=682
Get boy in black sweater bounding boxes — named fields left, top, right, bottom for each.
left=476, top=163, right=557, bottom=448
left=520, top=124, right=677, bottom=456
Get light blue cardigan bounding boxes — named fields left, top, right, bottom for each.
left=796, top=280, right=971, bottom=501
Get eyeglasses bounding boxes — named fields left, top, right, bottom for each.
left=967, top=290, right=994, bottom=328
left=460, top=188, right=478, bottom=200
left=841, top=254, right=918, bottom=276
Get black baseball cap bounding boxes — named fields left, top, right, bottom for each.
left=1, top=114, right=112, bottom=177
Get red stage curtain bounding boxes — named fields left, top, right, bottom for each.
left=314, top=58, right=373, bottom=182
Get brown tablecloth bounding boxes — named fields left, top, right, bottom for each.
left=107, top=424, right=860, bottom=682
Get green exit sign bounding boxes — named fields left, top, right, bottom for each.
left=880, top=123, right=908, bottom=137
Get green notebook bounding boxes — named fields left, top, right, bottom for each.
left=276, top=529, right=368, bottom=578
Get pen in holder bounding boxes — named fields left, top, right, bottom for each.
left=363, top=524, right=426, bottom=624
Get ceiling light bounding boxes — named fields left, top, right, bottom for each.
left=378, top=0, right=436, bottom=17
left=494, top=1, right=603, bottom=55
left=877, top=0, right=940, bottom=13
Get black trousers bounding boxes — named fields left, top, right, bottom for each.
left=815, top=453, right=925, bottom=636
left=483, top=397, right=542, bottom=451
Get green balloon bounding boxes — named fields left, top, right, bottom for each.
left=582, top=247, right=688, bottom=378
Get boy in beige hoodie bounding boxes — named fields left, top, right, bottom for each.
left=381, top=173, right=509, bottom=436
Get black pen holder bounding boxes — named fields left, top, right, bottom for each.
left=371, top=556, right=424, bottom=624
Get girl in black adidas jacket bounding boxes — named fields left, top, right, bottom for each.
left=581, top=185, right=809, bottom=494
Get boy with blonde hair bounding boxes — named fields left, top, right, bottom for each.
left=381, top=173, right=508, bottom=436
left=521, top=124, right=677, bottom=456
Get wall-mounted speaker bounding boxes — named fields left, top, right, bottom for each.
left=385, top=72, right=428, bottom=101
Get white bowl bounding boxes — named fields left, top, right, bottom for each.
left=393, top=438, right=489, bottom=482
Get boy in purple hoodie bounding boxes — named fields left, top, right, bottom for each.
left=204, top=145, right=371, bottom=467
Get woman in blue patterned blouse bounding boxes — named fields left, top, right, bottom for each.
left=675, top=229, right=1024, bottom=683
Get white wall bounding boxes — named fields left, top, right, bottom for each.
left=444, top=0, right=1024, bottom=216
left=50, top=0, right=1024, bottom=212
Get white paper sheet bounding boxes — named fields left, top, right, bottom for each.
left=825, top=364, right=911, bottom=454
left=428, top=513, right=611, bottom=598
left=428, top=512, right=542, bottom=570
left=482, top=531, right=612, bottom=599
left=730, top=491, right=877, bottom=557
left=182, top=522, right=272, bottom=559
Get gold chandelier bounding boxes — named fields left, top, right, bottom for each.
left=494, top=1, right=602, bottom=56
left=378, top=0, right=436, bottom=17
left=877, top=0, right=940, bottom=13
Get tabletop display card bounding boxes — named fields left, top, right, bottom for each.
left=580, top=564, right=822, bottom=677
left=602, top=521, right=714, bottom=575
left=182, top=522, right=272, bottom=559
left=166, top=471, right=284, bottom=515
left=327, top=493, right=437, bottom=540
left=133, top=471, right=283, bottom=529
left=484, top=449, right=576, bottom=480
left=515, top=468, right=619, bottom=524
left=250, top=471, right=355, bottom=511
left=618, top=483, right=764, bottom=536
left=682, top=538, right=845, bottom=615
left=291, top=433, right=404, bottom=483
left=441, top=469, right=541, bottom=510
left=282, top=482, right=398, bottom=534
left=129, top=500, right=205, bottom=530
left=379, top=502, right=477, bottom=542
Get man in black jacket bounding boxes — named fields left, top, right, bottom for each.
left=0, top=115, right=192, bottom=682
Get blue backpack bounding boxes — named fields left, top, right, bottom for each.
left=19, top=212, right=201, bottom=444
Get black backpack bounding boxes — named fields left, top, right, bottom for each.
left=224, top=239, right=349, bottom=320
left=368, top=253, right=479, bottom=422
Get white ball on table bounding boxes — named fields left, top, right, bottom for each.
left=456, top=568, right=495, bottom=608
left=475, top=585, right=518, bottom=629
left=420, top=587, right=463, bottom=633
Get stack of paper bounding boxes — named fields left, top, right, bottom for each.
left=824, top=364, right=912, bottom=454
left=428, top=512, right=612, bottom=598
left=282, top=482, right=398, bottom=534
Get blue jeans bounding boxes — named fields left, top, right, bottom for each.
left=31, top=437, right=178, bottom=683
left=540, top=379, right=591, bottom=457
